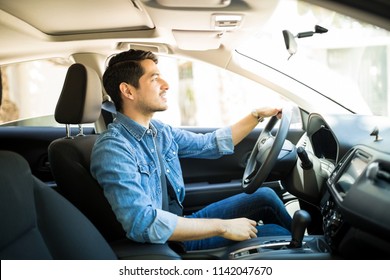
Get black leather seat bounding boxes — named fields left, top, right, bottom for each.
left=48, top=63, right=125, bottom=242
left=0, top=150, right=117, bottom=260
left=47, top=63, right=181, bottom=260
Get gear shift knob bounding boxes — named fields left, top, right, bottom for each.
left=288, top=209, right=311, bottom=248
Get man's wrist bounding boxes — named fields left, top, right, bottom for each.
left=251, top=109, right=264, bottom=123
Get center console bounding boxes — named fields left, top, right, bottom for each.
left=319, top=146, right=390, bottom=258
left=225, top=235, right=331, bottom=260
left=319, top=148, right=370, bottom=250
left=222, top=209, right=332, bottom=259
left=182, top=209, right=333, bottom=260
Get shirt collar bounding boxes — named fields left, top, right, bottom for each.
left=114, top=112, right=158, bottom=141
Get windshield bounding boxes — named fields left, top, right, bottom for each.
left=237, top=0, right=390, bottom=117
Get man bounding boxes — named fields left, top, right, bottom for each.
left=91, top=49, right=292, bottom=251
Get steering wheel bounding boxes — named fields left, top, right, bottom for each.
left=242, top=107, right=292, bottom=194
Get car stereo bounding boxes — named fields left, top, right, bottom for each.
left=327, top=148, right=371, bottom=199
left=321, top=148, right=372, bottom=250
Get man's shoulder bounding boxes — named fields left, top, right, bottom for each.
left=152, top=118, right=181, bottom=132
left=151, top=118, right=167, bottom=128
left=98, top=123, right=122, bottom=138
left=94, top=123, right=125, bottom=149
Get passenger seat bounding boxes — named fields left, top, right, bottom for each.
left=0, top=150, right=117, bottom=259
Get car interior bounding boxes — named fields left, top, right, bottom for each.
left=1, top=0, right=390, bottom=261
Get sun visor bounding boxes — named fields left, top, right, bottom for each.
left=172, top=30, right=222, bottom=50
left=0, top=0, right=154, bottom=35
left=156, top=0, right=231, bottom=8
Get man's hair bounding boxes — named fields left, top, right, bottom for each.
left=103, top=49, right=158, bottom=112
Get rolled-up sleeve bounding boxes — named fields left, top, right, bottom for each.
left=147, top=209, right=178, bottom=243
left=173, top=126, right=234, bottom=158
left=215, top=126, right=234, bottom=155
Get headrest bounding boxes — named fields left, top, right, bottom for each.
left=54, top=63, right=103, bottom=124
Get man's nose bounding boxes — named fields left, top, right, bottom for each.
left=161, top=79, right=169, bottom=90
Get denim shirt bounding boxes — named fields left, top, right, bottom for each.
left=90, top=112, right=234, bottom=244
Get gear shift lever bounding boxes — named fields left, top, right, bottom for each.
left=288, top=209, right=311, bottom=248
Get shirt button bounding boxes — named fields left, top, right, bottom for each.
left=177, top=189, right=180, bottom=192
left=146, top=129, right=151, bottom=134
left=151, top=149, right=155, bottom=153
left=166, top=169, right=170, bottom=173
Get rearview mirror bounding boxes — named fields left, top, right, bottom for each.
left=282, top=30, right=297, bottom=60
left=283, top=25, right=328, bottom=60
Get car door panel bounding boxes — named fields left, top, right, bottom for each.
left=181, top=126, right=304, bottom=211
left=0, top=126, right=95, bottom=183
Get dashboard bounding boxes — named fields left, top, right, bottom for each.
left=306, top=113, right=390, bottom=258
left=193, top=112, right=390, bottom=260
left=184, top=112, right=390, bottom=260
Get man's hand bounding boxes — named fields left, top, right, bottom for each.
left=231, top=106, right=282, bottom=146
left=219, top=218, right=258, bottom=241
left=254, top=107, right=282, bottom=119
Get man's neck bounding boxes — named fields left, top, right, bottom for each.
left=122, top=108, right=153, bottom=128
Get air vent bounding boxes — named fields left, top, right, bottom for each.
left=377, top=165, right=390, bottom=183
left=366, top=162, right=390, bottom=183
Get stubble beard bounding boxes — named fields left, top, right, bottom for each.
left=137, top=99, right=168, bottom=116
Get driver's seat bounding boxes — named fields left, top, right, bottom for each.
left=48, top=63, right=125, bottom=242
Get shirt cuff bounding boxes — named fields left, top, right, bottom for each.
left=215, top=127, right=234, bottom=155
left=147, top=209, right=178, bottom=244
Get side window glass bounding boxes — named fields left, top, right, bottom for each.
left=0, top=59, right=73, bottom=126
left=154, top=56, right=301, bottom=128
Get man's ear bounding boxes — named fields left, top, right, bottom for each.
left=119, top=82, right=134, bottom=100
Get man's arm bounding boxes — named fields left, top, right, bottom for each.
left=230, top=107, right=282, bottom=146
left=169, top=216, right=258, bottom=242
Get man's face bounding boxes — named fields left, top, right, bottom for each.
left=134, top=59, right=169, bottom=114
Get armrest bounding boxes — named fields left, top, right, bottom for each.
left=109, top=239, right=182, bottom=260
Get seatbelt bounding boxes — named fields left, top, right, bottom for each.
left=154, top=135, right=187, bottom=254
left=154, top=135, right=183, bottom=216
left=154, top=136, right=169, bottom=211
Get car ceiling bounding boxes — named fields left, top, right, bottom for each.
left=0, top=0, right=389, bottom=66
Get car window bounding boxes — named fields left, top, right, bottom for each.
left=0, top=58, right=73, bottom=126
left=154, top=56, right=302, bottom=128
left=0, top=56, right=301, bottom=128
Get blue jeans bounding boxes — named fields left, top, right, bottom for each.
left=183, top=187, right=293, bottom=251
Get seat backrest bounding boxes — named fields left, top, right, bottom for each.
left=0, top=150, right=117, bottom=260
left=48, top=63, right=125, bottom=242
